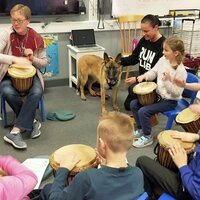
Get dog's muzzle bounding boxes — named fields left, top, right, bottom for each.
left=107, top=78, right=117, bottom=88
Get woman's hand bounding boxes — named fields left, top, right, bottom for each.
left=125, top=77, right=137, bottom=84
left=23, top=48, right=34, bottom=62
left=12, top=56, right=31, bottom=65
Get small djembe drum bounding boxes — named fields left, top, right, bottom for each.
left=133, top=82, right=157, bottom=106
left=8, top=64, right=36, bottom=94
left=156, top=130, right=196, bottom=171
left=176, top=108, right=200, bottom=133
left=49, top=144, right=97, bottom=184
left=133, top=81, right=158, bottom=127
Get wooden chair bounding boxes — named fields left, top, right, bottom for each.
left=117, top=15, right=143, bottom=88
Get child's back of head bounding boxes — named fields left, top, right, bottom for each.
left=97, top=111, right=134, bottom=153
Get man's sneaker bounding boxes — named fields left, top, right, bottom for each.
left=134, top=129, right=143, bottom=139
left=4, top=133, right=27, bottom=149
left=132, top=136, right=153, bottom=148
left=31, top=120, right=41, bottom=139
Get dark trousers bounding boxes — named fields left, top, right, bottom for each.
left=130, top=99, right=177, bottom=136
left=124, top=83, right=137, bottom=111
left=0, top=76, right=43, bottom=131
left=136, top=156, right=193, bottom=200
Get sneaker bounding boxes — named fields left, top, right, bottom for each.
left=132, top=136, right=153, bottom=148
left=4, top=133, right=27, bottom=149
left=31, top=120, right=41, bottom=139
left=134, top=129, right=142, bottom=139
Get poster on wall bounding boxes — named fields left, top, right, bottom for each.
left=41, top=34, right=60, bottom=77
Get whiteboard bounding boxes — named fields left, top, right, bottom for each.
left=112, top=0, right=200, bottom=17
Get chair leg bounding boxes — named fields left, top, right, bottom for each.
left=165, top=116, right=175, bottom=130
left=123, top=66, right=131, bottom=90
left=39, top=96, right=45, bottom=122
left=1, top=96, right=8, bottom=128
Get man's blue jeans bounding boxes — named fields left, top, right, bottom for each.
left=130, top=99, right=177, bottom=136
left=0, top=76, right=43, bottom=131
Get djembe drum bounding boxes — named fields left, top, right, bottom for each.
left=133, top=82, right=157, bottom=105
left=133, top=81, right=158, bottom=127
left=155, top=130, right=196, bottom=171
left=176, top=108, right=200, bottom=133
left=8, top=64, right=36, bottom=94
left=49, top=144, right=97, bottom=184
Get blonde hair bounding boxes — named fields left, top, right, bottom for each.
left=10, top=4, right=31, bottom=20
left=164, top=36, right=185, bottom=65
left=97, top=111, right=134, bottom=153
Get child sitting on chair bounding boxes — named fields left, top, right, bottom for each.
left=40, top=111, right=145, bottom=200
left=136, top=130, right=200, bottom=200
left=131, top=36, right=187, bottom=148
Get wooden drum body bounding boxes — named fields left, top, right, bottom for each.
left=176, top=108, right=200, bottom=133
left=133, top=82, right=157, bottom=106
left=156, top=130, right=195, bottom=171
left=133, top=81, right=158, bottom=127
left=8, top=64, right=36, bottom=93
left=50, top=144, right=97, bottom=184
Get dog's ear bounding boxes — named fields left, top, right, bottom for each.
left=104, top=52, right=110, bottom=63
left=115, top=53, right=122, bottom=64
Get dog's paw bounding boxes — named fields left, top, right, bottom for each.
left=80, top=96, right=87, bottom=101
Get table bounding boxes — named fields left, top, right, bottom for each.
left=67, top=44, right=105, bottom=87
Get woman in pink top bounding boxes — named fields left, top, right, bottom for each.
left=0, top=155, right=37, bottom=200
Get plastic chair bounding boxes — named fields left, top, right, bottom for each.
left=137, top=192, right=148, bottom=200
left=158, top=193, right=176, bottom=200
left=117, top=15, right=143, bottom=88
left=1, top=95, right=45, bottom=128
left=162, top=72, right=199, bottom=130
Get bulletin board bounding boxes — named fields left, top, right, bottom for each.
left=112, top=0, right=200, bottom=17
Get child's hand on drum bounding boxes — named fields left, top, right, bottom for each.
left=189, top=103, right=200, bottom=115
left=137, top=74, right=146, bottom=83
left=125, top=77, right=137, bottom=84
left=171, top=131, right=199, bottom=143
left=168, top=143, right=187, bottom=168
left=59, top=152, right=80, bottom=171
left=95, top=149, right=106, bottom=165
left=12, top=56, right=31, bottom=66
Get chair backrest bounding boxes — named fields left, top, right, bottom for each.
left=117, top=15, right=143, bottom=55
left=183, top=72, right=199, bottom=104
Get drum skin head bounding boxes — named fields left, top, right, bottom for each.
left=133, top=82, right=157, bottom=95
left=50, top=144, right=97, bottom=174
left=157, top=130, right=196, bottom=153
left=8, top=64, right=36, bottom=78
left=176, top=108, right=200, bottom=123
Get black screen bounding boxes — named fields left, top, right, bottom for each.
left=0, top=0, right=79, bottom=16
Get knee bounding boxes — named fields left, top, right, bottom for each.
left=138, top=107, right=148, bottom=116
left=30, top=87, right=43, bottom=98
left=130, top=100, right=138, bottom=112
left=0, top=84, right=16, bottom=97
left=136, top=156, right=149, bottom=168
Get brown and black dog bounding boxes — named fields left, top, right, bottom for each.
left=78, top=53, right=122, bottom=113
